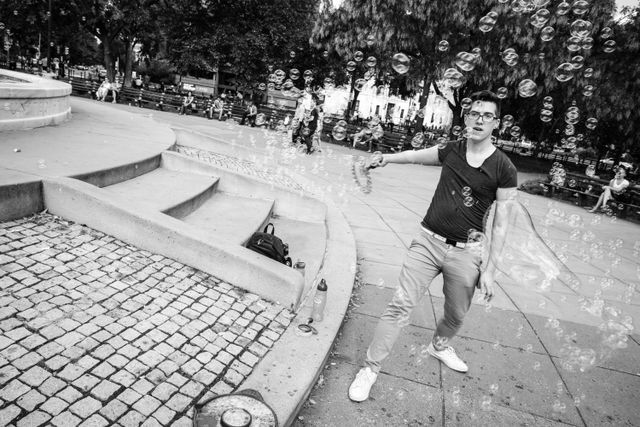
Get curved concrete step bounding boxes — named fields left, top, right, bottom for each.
left=180, top=192, right=275, bottom=245
left=100, top=167, right=218, bottom=216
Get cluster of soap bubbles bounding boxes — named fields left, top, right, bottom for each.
left=540, top=96, right=554, bottom=122
left=462, top=186, right=475, bottom=208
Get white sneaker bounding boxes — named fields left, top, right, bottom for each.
left=348, top=367, right=378, bottom=402
left=427, top=342, right=468, bottom=372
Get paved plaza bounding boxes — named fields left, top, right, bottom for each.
left=0, top=213, right=290, bottom=426
left=1, top=101, right=639, bottom=426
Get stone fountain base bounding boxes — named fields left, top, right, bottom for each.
left=0, top=69, right=71, bottom=131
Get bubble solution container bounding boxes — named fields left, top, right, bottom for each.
left=194, top=389, right=278, bottom=427
left=293, top=260, right=306, bottom=278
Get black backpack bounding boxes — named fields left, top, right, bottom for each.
left=247, top=223, right=291, bottom=266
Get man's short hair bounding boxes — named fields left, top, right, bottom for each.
left=469, top=90, right=501, bottom=117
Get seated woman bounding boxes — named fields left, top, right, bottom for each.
left=96, top=78, right=111, bottom=101
left=588, top=167, right=630, bottom=212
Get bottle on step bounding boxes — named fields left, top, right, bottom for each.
left=311, top=279, right=328, bottom=323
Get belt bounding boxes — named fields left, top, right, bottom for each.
left=421, top=227, right=467, bottom=248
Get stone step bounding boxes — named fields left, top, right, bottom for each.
left=180, top=192, right=275, bottom=246
left=100, top=167, right=218, bottom=216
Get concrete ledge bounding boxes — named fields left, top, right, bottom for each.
left=241, top=182, right=357, bottom=426
left=161, top=150, right=326, bottom=223
left=42, top=176, right=305, bottom=310
left=0, top=179, right=44, bottom=221
left=0, top=105, right=71, bottom=131
left=72, top=154, right=162, bottom=188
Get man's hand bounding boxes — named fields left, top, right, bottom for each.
left=479, top=270, right=495, bottom=302
left=368, top=152, right=386, bottom=169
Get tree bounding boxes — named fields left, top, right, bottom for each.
left=310, top=0, right=638, bottom=153
left=161, top=0, right=321, bottom=87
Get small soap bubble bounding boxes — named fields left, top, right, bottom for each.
left=496, top=87, right=508, bottom=99
left=603, top=39, right=616, bottom=53
left=463, top=196, right=474, bottom=207
left=552, top=400, right=567, bottom=413
left=438, top=40, right=450, bottom=52
left=395, top=388, right=407, bottom=400
left=480, top=395, right=492, bottom=411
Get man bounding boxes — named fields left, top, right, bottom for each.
left=212, top=95, right=225, bottom=120
left=240, top=101, right=258, bottom=126
left=300, top=95, right=320, bottom=154
left=348, top=90, right=518, bottom=402
left=179, top=92, right=194, bottom=115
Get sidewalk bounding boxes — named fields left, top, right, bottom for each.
left=119, top=104, right=639, bottom=426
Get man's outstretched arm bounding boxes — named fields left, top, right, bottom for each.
left=479, top=187, right=518, bottom=301
left=378, top=146, right=441, bottom=167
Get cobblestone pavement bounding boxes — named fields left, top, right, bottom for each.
left=173, top=144, right=305, bottom=192
left=0, top=213, right=291, bottom=426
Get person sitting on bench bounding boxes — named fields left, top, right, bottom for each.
left=588, top=166, right=630, bottom=213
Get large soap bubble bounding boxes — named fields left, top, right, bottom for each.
left=332, top=125, right=347, bottom=141
left=555, top=63, right=575, bottom=82
left=567, top=36, right=582, bottom=52
left=455, top=51, right=477, bottom=72
left=571, top=55, right=584, bottom=69
left=540, top=26, right=555, bottom=42
left=518, top=79, right=538, bottom=97
left=479, top=15, right=497, bottom=32
left=603, top=40, right=616, bottom=53
left=502, top=48, right=519, bottom=66
left=540, top=109, right=553, bottom=122
left=530, top=9, right=550, bottom=28
left=572, top=0, right=589, bottom=15
left=556, top=1, right=570, bottom=15
left=502, top=114, right=515, bottom=127
left=365, top=56, right=377, bottom=68
left=444, top=68, right=465, bottom=88
left=581, top=37, right=594, bottom=50
left=600, top=26, right=613, bottom=39
left=391, top=53, right=410, bottom=74
left=570, top=19, right=593, bottom=39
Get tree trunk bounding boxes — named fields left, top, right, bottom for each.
left=346, top=75, right=359, bottom=122
left=123, top=39, right=134, bottom=88
left=102, top=36, right=115, bottom=82
left=412, top=78, right=431, bottom=135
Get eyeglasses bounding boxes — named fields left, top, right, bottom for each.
left=467, top=111, right=497, bottom=123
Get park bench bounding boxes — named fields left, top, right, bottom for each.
left=68, top=77, right=99, bottom=99
left=530, top=172, right=640, bottom=221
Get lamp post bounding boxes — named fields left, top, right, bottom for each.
left=46, top=0, right=52, bottom=68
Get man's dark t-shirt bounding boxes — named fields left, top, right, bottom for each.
left=421, top=140, right=518, bottom=242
